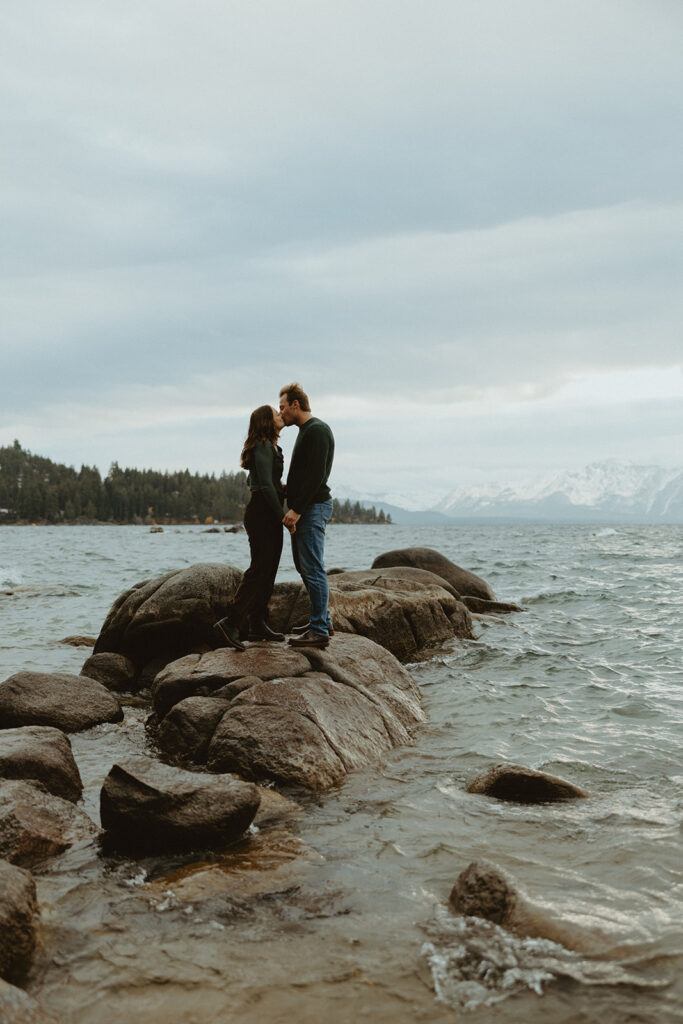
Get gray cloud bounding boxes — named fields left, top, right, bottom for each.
left=2, top=0, right=682, bottom=489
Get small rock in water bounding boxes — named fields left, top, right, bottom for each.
left=0, top=780, right=100, bottom=867
left=467, top=764, right=589, bottom=803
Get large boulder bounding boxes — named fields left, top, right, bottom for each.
left=151, top=645, right=311, bottom=718
left=0, top=859, right=37, bottom=983
left=0, top=979, right=60, bottom=1024
left=267, top=568, right=474, bottom=661
left=0, top=673, right=123, bottom=733
left=100, top=757, right=260, bottom=853
left=0, top=727, right=83, bottom=803
left=371, top=547, right=495, bottom=602
left=206, top=634, right=426, bottom=790
left=0, top=781, right=100, bottom=867
left=93, top=562, right=243, bottom=668
left=467, top=764, right=589, bottom=803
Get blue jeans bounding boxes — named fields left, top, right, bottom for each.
left=291, top=499, right=333, bottom=636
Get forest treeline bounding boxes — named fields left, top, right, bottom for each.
left=0, top=441, right=391, bottom=526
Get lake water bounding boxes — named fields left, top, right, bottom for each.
left=1, top=524, right=682, bottom=1023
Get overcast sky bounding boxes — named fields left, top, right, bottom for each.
left=2, top=0, right=681, bottom=498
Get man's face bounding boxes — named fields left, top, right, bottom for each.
left=279, top=395, right=298, bottom=426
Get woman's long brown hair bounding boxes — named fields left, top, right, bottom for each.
left=240, top=405, right=277, bottom=469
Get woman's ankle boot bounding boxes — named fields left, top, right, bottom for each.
left=248, top=620, right=285, bottom=642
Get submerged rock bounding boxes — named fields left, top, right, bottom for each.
left=100, top=756, right=261, bottom=853
left=467, top=764, right=589, bottom=803
left=80, top=652, right=137, bottom=693
left=460, top=596, right=522, bottom=614
left=0, top=859, right=37, bottom=984
left=0, top=672, right=123, bottom=733
left=371, top=547, right=495, bottom=602
left=93, top=562, right=243, bottom=669
left=0, top=781, right=100, bottom=867
left=0, top=727, right=83, bottom=803
left=449, top=859, right=607, bottom=954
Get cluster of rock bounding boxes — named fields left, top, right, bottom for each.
left=2, top=545, right=585, bottom=1017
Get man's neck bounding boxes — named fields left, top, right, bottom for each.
left=296, top=411, right=313, bottom=427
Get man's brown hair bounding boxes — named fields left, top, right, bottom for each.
left=279, top=382, right=310, bottom=412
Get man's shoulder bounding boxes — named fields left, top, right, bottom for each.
left=304, top=417, right=334, bottom=437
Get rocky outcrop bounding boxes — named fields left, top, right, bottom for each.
left=148, top=634, right=425, bottom=790
left=0, top=781, right=99, bottom=867
left=0, top=979, right=60, bottom=1024
left=267, top=567, right=474, bottom=660
left=100, top=757, right=261, bottom=853
left=93, top=562, right=243, bottom=671
left=206, top=634, right=425, bottom=789
left=0, top=859, right=37, bottom=984
left=0, top=672, right=123, bottom=733
left=371, top=547, right=495, bottom=602
left=467, top=764, right=589, bottom=803
left=0, top=727, right=82, bottom=803
left=80, top=652, right=137, bottom=693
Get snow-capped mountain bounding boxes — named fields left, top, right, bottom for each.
left=337, top=461, right=683, bottom=524
left=435, top=461, right=683, bottom=523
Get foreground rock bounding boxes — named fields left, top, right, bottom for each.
left=0, top=979, right=60, bottom=1024
left=267, top=567, right=474, bottom=660
left=461, top=596, right=523, bottom=615
left=151, top=634, right=425, bottom=790
left=93, top=562, right=243, bottom=674
left=371, top=547, right=495, bottom=602
left=100, top=757, right=260, bottom=853
left=0, top=727, right=83, bottom=803
left=450, top=860, right=606, bottom=954
left=0, top=781, right=100, bottom=867
left=0, top=672, right=123, bottom=733
left=79, top=652, right=137, bottom=693
left=0, top=859, right=37, bottom=983
left=467, top=764, right=589, bottom=803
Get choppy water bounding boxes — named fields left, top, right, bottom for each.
left=1, top=524, right=682, bottom=1023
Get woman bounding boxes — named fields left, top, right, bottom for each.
left=214, top=405, right=289, bottom=651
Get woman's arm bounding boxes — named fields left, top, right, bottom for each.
left=251, top=443, right=286, bottom=522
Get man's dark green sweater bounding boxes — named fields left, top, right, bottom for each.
left=286, top=417, right=334, bottom=515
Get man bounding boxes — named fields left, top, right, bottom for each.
left=279, top=382, right=335, bottom=649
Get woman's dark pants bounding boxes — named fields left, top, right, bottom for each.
left=229, top=493, right=283, bottom=629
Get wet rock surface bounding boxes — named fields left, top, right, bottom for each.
left=156, top=696, right=233, bottom=763
left=80, top=652, right=137, bottom=693
left=267, top=567, right=474, bottom=660
left=206, top=634, right=425, bottom=789
left=0, top=727, right=83, bottom=803
left=0, top=859, right=37, bottom=984
left=0, top=780, right=100, bottom=867
left=467, top=763, right=590, bottom=803
left=0, top=978, right=60, bottom=1024
left=100, top=756, right=261, bottom=853
left=371, top=546, right=495, bottom=602
left=461, top=595, right=523, bottom=614
left=0, top=672, right=123, bottom=733
left=93, top=562, right=243, bottom=668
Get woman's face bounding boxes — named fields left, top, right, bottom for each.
left=272, top=408, right=284, bottom=433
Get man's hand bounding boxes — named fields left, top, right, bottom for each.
left=283, top=509, right=300, bottom=532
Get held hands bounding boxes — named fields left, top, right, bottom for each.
left=283, top=509, right=300, bottom=534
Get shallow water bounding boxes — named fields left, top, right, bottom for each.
left=1, top=524, right=682, bottom=1022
